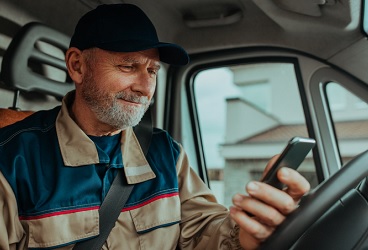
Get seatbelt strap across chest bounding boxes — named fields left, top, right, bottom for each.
left=73, top=108, right=153, bottom=250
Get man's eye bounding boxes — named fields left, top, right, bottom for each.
left=119, top=65, right=133, bottom=71
left=149, top=69, right=158, bottom=76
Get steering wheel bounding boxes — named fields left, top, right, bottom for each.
left=259, top=150, right=368, bottom=250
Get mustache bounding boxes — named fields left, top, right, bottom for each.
left=115, top=92, right=150, bottom=105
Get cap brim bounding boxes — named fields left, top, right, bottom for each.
left=155, top=43, right=189, bottom=66
left=95, top=40, right=189, bottom=66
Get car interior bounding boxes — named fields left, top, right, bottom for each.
left=0, top=0, right=368, bottom=249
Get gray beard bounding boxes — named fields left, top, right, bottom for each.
left=92, top=95, right=149, bottom=130
left=81, top=82, right=150, bottom=130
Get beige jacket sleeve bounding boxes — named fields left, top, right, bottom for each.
left=176, top=144, right=243, bottom=250
left=0, top=172, right=27, bottom=250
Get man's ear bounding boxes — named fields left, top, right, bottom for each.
left=65, top=48, right=84, bottom=84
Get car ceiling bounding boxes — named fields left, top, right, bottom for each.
left=2, top=0, right=368, bottom=82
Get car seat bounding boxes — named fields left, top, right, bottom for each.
left=0, top=21, right=73, bottom=127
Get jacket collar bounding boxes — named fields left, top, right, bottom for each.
left=55, top=91, right=156, bottom=184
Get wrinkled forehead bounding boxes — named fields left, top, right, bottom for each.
left=118, top=49, right=161, bottom=68
left=85, top=48, right=160, bottom=66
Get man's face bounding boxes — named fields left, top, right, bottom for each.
left=80, top=48, right=160, bottom=130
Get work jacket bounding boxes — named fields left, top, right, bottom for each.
left=0, top=92, right=241, bottom=249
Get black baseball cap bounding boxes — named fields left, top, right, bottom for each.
left=69, top=4, right=189, bottom=66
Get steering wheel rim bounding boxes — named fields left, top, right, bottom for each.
left=259, top=150, right=368, bottom=250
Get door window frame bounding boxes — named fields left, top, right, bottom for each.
left=310, top=67, right=368, bottom=178
left=165, top=48, right=323, bottom=186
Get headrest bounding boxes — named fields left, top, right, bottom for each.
left=0, top=22, right=74, bottom=98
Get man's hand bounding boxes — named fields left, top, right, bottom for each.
left=229, top=155, right=310, bottom=250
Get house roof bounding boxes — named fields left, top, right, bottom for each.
left=237, top=120, right=368, bottom=144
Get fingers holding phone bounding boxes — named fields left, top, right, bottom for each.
left=240, top=136, right=314, bottom=213
left=260, top=136, right=316, bottom=190
left=232, top=137, right=314, bottom=248
left=276, top=167, right=311, bottom=201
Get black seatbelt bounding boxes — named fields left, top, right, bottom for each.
left=73, top=108, right=153, bottom=250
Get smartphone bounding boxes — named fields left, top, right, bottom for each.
left=260, top=136, right=316, bottom=190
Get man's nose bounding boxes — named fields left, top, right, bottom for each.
left=131, top=70, right=156, bottom=96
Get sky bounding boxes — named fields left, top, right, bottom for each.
left=194, top=67, right=241, bottom=168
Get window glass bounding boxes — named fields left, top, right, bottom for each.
left=364, top=0, right=368, bottom=36
left=326, top=82, right=368, bottom=165
left=194, top=62, right=317, bottom=207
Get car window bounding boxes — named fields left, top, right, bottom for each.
left=326, top=82, right=368, bottom=166
left=193, top=61, right=318, bottom=207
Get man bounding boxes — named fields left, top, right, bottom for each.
left=0, top=4, right=310, bottom=249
